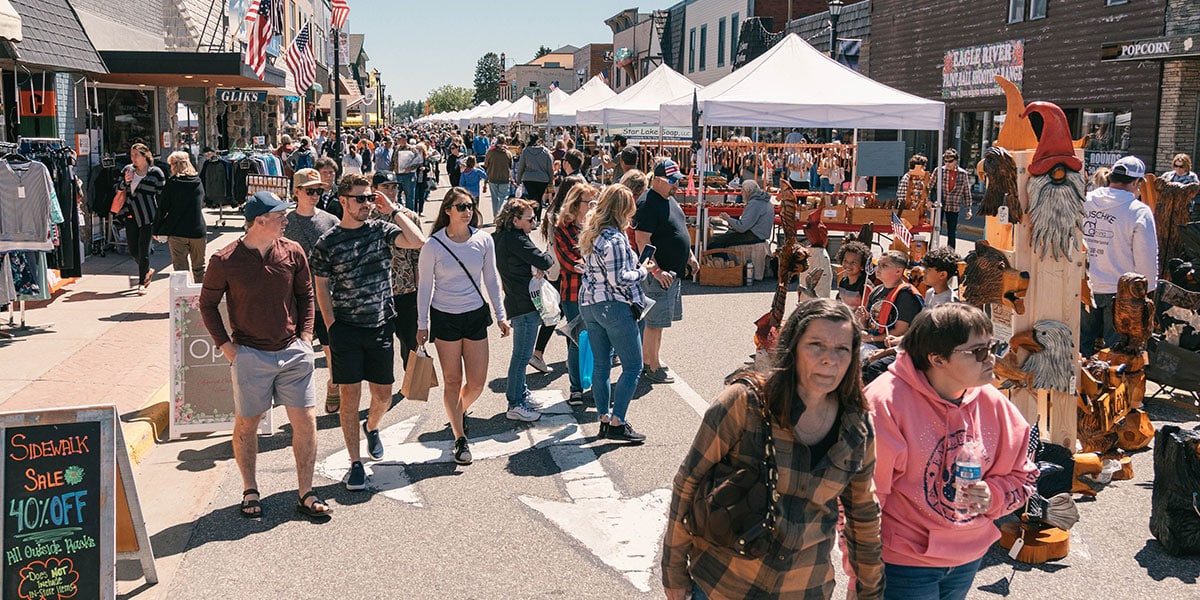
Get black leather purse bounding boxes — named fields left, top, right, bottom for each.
left=683, top=371, right=779, bottom=558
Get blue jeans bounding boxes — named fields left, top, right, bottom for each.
left=562, top=300, right=582, bottom=393
left=506, top=311, right=542, bottom=408
left=883, top=558, right=983, bottom=600
left=1080, top=292, right=1117, bottom=357
left=581, top=301, right=643, bottom=421
left=489, top=182, right=510, bottom=218
left=692, top=583, right=709, bottom=600
left=397, top=172, right=418, bottom=211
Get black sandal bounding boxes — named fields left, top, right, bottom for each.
left=240, top=489, right=262, bottom=518
left=296, top=491, right=333, bottom=520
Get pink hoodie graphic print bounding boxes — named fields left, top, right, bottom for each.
left=866, top=351, right=1039, bottom=568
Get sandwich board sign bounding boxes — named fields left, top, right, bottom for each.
left=1, top=405, right=157, bottom=599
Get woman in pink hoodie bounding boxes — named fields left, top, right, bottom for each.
left=866, top=303, right=1038, bottom=600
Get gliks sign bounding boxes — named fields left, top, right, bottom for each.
left=215, top=89, right=267, bottom=103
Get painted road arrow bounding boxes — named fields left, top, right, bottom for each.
left=317, top=389, right=671, bottom=592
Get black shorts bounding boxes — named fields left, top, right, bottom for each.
left=430, top=305, right=490, bottom=342
left=328, top=321, right=395, bottom=385
left=313, top=307, right=330, bottom=346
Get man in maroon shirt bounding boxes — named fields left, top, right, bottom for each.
left=199, top=191, right=332, bottom=521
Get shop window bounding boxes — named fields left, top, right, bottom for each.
left=99, top=88, right=158, bottom=156
left=1081, top=108, right=1132, bottom=177
left=700, top=25, right=708, bottom=71
left=175, top=103, right=202, bottom=158
left=689, top=28, right=696, bottom=73
left=718, top=18, right=726, bottom=67
left=1008, top=0, right=1026, bottom=23
left=1030, top=0, right=1047, bottom=19
left=731, top=13, right=739, bottom=61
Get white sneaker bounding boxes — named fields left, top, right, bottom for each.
left=528, top=356, right=552, bottom=373
left=506, top=405, right=542, bottom=422
left=524, top=396, right=545, bottom=410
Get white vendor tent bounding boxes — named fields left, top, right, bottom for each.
left=471, top=100, right=512, bottom=125
left=500, top=95, right=537, bottom=124
left=660, top=34, right=944, bottom=130
left=576, top=65, right=701, bottom=127
left=548, top=76, right=616, bottom=126
left=547, top=87, right=570, bottom=108
left=457, top=101, right=491, bottom=128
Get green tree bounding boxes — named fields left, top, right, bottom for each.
left=474, top=52, right=501, bottom=105
left=394, top=99, right=422, bottom=121
left=534, top=45, right=552, bottom=58
left=426, top=84, right=476, bottom=113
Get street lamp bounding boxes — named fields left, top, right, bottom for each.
left=828, top=0, right=845, bottom=61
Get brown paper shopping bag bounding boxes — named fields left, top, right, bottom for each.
left=400, top=347, right=439, bottom=401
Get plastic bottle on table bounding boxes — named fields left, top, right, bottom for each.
left=954, top=439, right=984, bottom=518
left=745, top=259, right=754, bottom=286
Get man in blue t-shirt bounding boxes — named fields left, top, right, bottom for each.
left=633, top=159, right=699, bottom=385
left=473, top=131, right=490, bottom=162
left=311, top=173, right=426, bottom=490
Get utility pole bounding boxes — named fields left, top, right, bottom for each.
left=332, top=23, right=343, bottom=171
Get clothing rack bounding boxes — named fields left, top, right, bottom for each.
left=1, top=139, right=66, bottom=333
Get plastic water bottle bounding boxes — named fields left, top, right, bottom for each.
left=954, top=439, right=984, bottom=518
left=745, top=259, right=754, bottom=286
left=579, top=330, right=593, bottom=390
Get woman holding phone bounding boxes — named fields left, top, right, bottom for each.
left=578, top=184, right=654, bottom=443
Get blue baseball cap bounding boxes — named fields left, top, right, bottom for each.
left=244, top=191, right=293, bottom=221
left=653, top=159, right=684, bottom=185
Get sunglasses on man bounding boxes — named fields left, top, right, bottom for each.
left=341, top=194, right=375, bottom=204
left=1175, top=163, right=1187, bottom=168
left=951, top=340, right=1002, bottom=362
left=302, top=187, right=326, bottom=196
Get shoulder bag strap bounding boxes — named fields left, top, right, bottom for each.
left=731, top=373, right=779, bottom=540
left=431, top=231, right=487, bottom=305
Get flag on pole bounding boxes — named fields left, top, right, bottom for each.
left=891, top=211, right=913, bottom=248
left=243, top=0, right=279, bottom=80
left=331, top=0, right=350, bottom=30
left=286, top=20, right=317, bottom=93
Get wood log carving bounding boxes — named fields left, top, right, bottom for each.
left=1023, top=102, right=1086, bottom=261
left=962, top=240, right=1030, bottom=313
left=1146, top=174, right=1200, bottom=280
left=1114, top=272, right=1154, bottom=355
left=978, top=146, right=1023, bottom=223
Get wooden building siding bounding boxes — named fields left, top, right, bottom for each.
left=870, top=0, right=1167, bottom=167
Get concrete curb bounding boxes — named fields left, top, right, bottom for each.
left=122, top=383, right=170, bottom=465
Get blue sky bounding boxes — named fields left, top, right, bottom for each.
left=347, top=0, right=624, bottom=102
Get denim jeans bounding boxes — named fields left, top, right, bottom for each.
left=561, top=300, right=582, bottom=393
left=883, top=558, right=983, bottom=600
left=506, top=311, right=542, bottom=408
left=943, top=209, right=960, bottom=249
left=489, top=182, right=510, bottom=219
left=397, top=172, right=418, bottom=211
left=691, top=583, right=709, bottom=600
left=581, top=300, right=643, bottom=421
left=1080, top=292, right=1117, bottom=357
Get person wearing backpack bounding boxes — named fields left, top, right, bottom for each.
left=288, top=137, right=317, bottom=173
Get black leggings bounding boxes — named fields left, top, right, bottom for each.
left=943, top=210, right=959, bottom=248
left=523, top=180, right=549, bottom=204
left=124, top=220, right=153, bottom=284
left=392, top=292, right=419, bottom=368
left=535, top=321, right=555, bottom=354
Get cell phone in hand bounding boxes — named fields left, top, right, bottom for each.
left=638, top=244, right=656, bottom=265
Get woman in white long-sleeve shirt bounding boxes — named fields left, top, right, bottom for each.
left=417, top=186, right=510, bottom=466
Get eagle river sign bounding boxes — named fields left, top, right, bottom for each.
left=317, top=390, right=670, bottom=592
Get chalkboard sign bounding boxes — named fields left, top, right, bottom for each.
left=170, top=272, right=271, bottom=439
left=2, top=407, right=115, bottom=600
left=855, top=141, right=908, bottom=178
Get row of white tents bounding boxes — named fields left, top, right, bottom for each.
left=415, top=34, right=945, bottom=134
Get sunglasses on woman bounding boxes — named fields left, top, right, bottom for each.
left=342, top=194, right=374, bottom=204
left=1175, top=163, right=1187, bottom=168
left=452, top=202, right=475, bottom=212
left=952, top=340, right=1002, bottom=362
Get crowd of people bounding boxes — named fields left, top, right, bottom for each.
left=167, top=123, right=1183, bottom=598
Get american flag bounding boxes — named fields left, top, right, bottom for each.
left=1027, top=422, right=1041, bottom=459
left=286, top=20, right=317, bottom=94
left=243, top=0, right=281, bottom=80
left=331, top=0, right=350, bottom=30
left=891, top=211, right=912, bottom=248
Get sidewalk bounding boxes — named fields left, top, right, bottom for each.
left=0, top=214, right=246, bottom=462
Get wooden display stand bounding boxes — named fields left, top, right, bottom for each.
left=987, top=149, right=1086, bottom=450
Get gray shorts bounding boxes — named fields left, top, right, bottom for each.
left=230, top=339, right=316, bottom=417
left=641, top=276, right=683, bottom=329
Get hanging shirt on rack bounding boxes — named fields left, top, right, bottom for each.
left=0, top=159, right=56, bottom=252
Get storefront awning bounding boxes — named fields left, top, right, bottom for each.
left=0, top=0, right=106, bottom=73
left=93, top=51, right=286, bottom=88
left=0, top=0, right=22, bottom=42
left=316, top=93, right=365, bottom=111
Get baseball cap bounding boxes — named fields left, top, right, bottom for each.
left=293, top=168, right=323, bottom=188
left=244, top=191, right=293, bottom=221
left=653, top=159, right=684, bottom=185
left=1111, top=156, right=1146, bottom=179
left=372, top=170, right=399, bottom=186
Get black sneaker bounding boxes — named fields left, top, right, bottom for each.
left=453, top=437, right=472, bottom=465
left=363, top=421, right=384, bottom=460
left=599, top=421, right=610, bottom=437
left=607, top=422, right=647, bottom=443
left=345, top=461, right=367, bottom=491
left=567, top=391, right=585, bottom=406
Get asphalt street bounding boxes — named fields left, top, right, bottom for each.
left=112, top=185, right=1200, bottom=600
